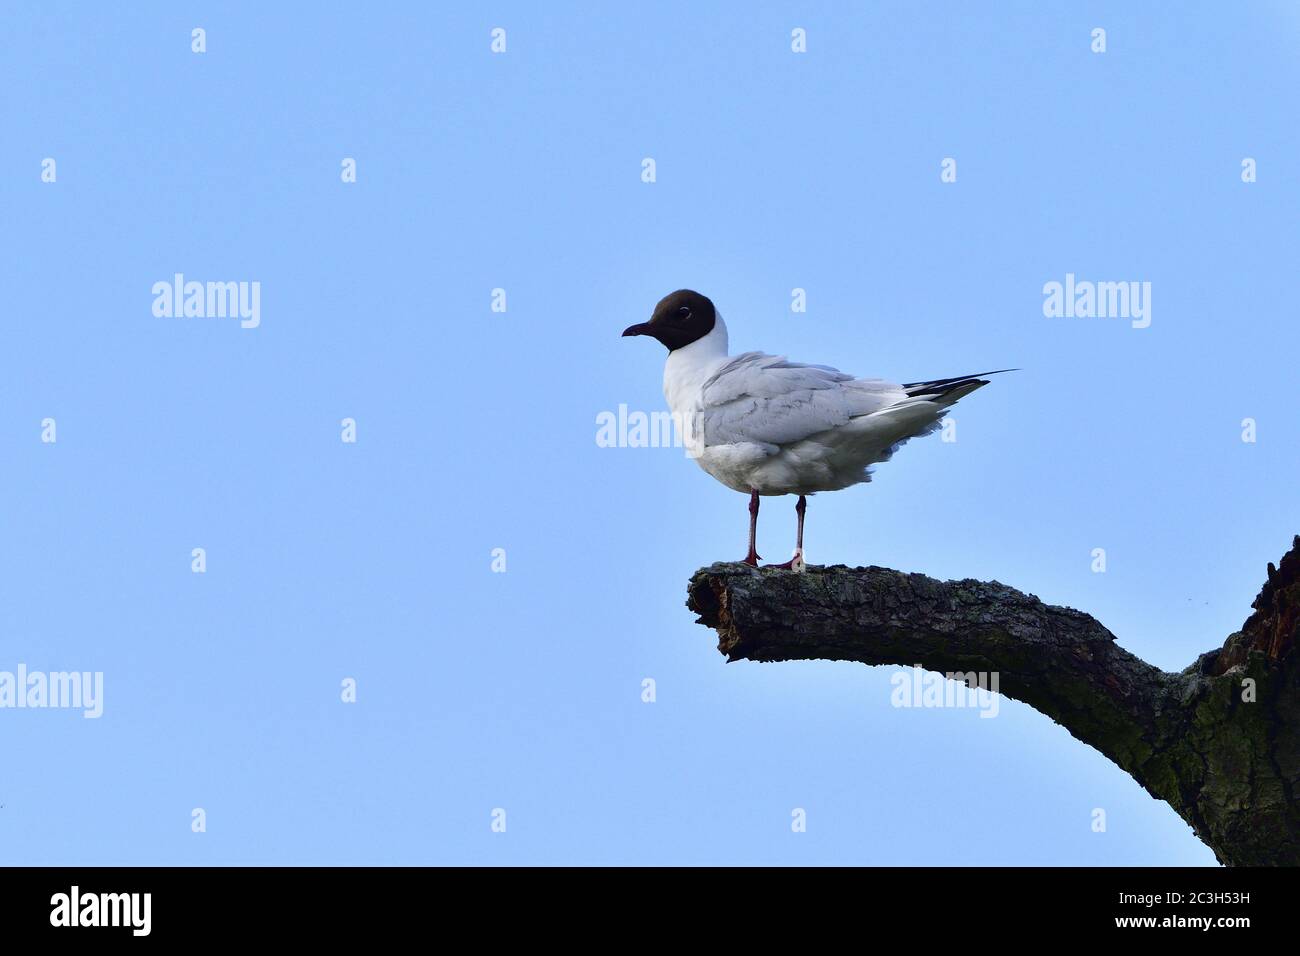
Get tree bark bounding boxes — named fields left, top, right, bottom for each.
left=686, top=536, right=1300, bottom=866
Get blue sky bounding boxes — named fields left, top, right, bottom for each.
left=2, top=2, right=1297, bottom=865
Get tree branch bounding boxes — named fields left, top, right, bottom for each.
left=686, top=537, right=1300, bottom=866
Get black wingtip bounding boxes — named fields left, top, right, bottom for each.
left=901, top=368, right=1019, bottom=395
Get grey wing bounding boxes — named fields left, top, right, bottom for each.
left=699, top=352, right=905, bottom=447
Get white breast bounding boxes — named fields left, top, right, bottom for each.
left=660, top=315, right=778, bottom=493
left=661, top=315, right=730, bottom=418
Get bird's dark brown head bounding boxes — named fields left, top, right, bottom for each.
left=622, top=290, right=717, bottom=351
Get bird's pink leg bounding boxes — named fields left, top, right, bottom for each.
left=742, top=490, right=761, bottom=566
left=764, top=495, right=807, bottom=570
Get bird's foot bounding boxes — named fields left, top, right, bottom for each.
left=740, top=550, right=761, bottom=567
left=764, top=550, right=806, bottom=572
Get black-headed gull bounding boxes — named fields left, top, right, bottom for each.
left=623, top=289, right=1011, bottom=569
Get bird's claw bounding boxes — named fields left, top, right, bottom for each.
left=763, top=550, right=806, bottom=572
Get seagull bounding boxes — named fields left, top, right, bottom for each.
left=623, top=289, right=1012, bottom=569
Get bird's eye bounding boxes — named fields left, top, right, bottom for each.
left=677, top=306, right=692, bottom=321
